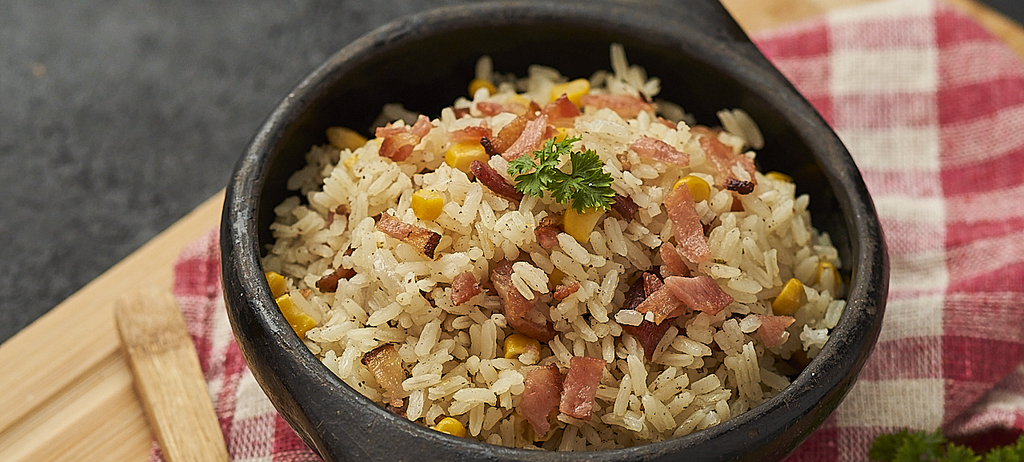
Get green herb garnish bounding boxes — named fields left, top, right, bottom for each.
left=507, top=136, right=615, bottom=213
left=870, top=429, right=1024, bottom=462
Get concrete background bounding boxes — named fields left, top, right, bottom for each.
left=1, top=0, right=1022, bottom=344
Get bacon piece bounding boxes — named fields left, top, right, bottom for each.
left=635, top=286, right=685, bottom=326
left=664, top=275, right=734, bottom=316
left=621, top=272, right=684, bottom=360
left=315, top=266, right=355, bottom=293
left=376, top=115, right=432, bottom=162
left=451, top=271, right=482, bottom=305
left=475, top=101, right=508, bottom=117
left=492, top=113, right=530, bottom=153
left=664, top=181, right=710, bottom=263
left=470, top=160, right=523, bottom=201
left=553, top=281, right=580, bottom=301
left=480, top=136, right=499, bottom=156
left=491, top=260, right=556, bottom=342
left=409, top=114, right=432, bottom=138
left=453, top=107, right=470, bottom=119
left=725, top=178, right=755, bottom=194
left=559, top=356, right=605, bottom=420
left=534, top=225, right=562, bottom=250
left=657, top=117, right=678, bottom=129
left=579, top=93, right=654, bottom=119
left=659, top=242, right=691, bottom=278
left=375, top=212, right=441, bottom=259
left=361, top=344, right=405, bottom=407
left=519, top=365, right=562, bottom=436
left=629, top=136, right=690, bottom=166
left=541, top=94, right=581, bottom=127
left=693, top=126, right=757, bottom=192
left=448, top=125, right=492, bottom=144
left=502, top=114, right=550, bottom=161
left=611, top=194, right=639, bottom=222
left=757, top=314, right=796, bottom=348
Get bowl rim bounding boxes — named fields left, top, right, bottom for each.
left=221, top=1, right=889, bottom=460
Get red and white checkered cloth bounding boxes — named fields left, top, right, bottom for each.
left=159, top=1, right=1024, bottom=460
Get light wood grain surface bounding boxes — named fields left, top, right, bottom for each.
left=1, top=1, right=1020, bottom=461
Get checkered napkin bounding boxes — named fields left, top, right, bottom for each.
left=157, top=1, right=1024, bottom=460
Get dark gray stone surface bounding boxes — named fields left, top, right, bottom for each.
left=1, top=0, right=1022, bottom=345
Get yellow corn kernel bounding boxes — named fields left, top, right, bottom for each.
left=433, top=417, right=466, bottom=437
left=773, top=278, right=805, bottom=316
left=275, top=293, right=316, bottom=338
left=815, top=261, right=841, bottom=294
left=411, top=189, right=444, bottom=221
left=550, top=78, right=591, bottom=106
left=563, top=207, right=605, bottom=243
left=266, top=271, right=288, bottom=298
left=553, top=127, right=571, bottom=143
left=504, top=333, right=541, bottom=359
left=765, top=171, right=793, bottom=183
left=445, top=141, right=490, bottom=174
left=326, top=126, right=368, bottom=151
left=673, top=175, right=711, bottom=203
left=468, top=78, right=497, bottom=97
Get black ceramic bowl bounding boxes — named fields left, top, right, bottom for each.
left=221, top=1, right=889, bottom=461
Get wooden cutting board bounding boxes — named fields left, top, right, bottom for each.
left=0, top=1, right=1020, bottom=460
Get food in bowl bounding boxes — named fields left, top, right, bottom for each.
left=260, top=44, right=846, bottom=450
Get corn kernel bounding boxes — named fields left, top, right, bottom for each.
left=815, top=261, right=841, bottom=294
left=504, top=333, right=541, bottom=359
left=553, top=127, right=571, bottom=143
left=445, top=141, right=490, bottom=174
left=563, top=207, right=605, bottom=243
left=468, top=78, right=497, bottom=97
left=548, top=267, right=565, bottom=289
left=412, top=189, right=444, bottom=221
left=765, top=171, right=793, bottom=183
left=550, top=78, right=591, bottom=106
left=275, top=293, right=316, bottom=338
left=772, top=278, right=805, bottom=316
left=433, top=417, right=466, bottom=437
left=326, top=126, right=367, bottom=151
left=266, top=271, right=287, bottom=298
left=673, top=175, right=711, bottom=203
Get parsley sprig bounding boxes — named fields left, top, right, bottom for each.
left=507, top=136, right=615, bottom=213
left=870, top=429, right=1024, bottom=462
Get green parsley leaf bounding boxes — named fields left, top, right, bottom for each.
left=507, top=135, right=615, bottom=213
left=870, top=430, right=1024, bottom=462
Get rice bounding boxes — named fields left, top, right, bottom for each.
left=263, top=44, right=846, bottom=450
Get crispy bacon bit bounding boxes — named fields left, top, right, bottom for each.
left=559, top=356, right=605, bottom=420
left=409, top=114, right=432, bottom=138
left=659, top=242, right=691, bottom=278
left=453, top=107, right=470, bottom=119
left=693, top=126, right=758, bottom=191
left=725, top=178, right=756, bottom=195
left=664, top=275, right=734, bottom=316
left=664, top=181, right=710, bottom=264
left=315, top=266, right=356, bottom=293
left=470, top=160, right=523, bottom=201
left=448, top=125, right=492, bottom=144
left=621, top=272, right=684, bottom=360
left=375, top=212, right=441, bottom=259
left=535, top=225, right=562, bottom=250
left=475, top=101, right=508, bottom=117
left=657, top=117, right=678, bottom=129
left=361, top=344, right=405, bottom=407
left=635, top=286, right=685, bottom=326
left=480, top=136, right=499, bottom=156
left=502, top=114, right=550, bottom=161
left=579, top=93, right=654, bottom=119
left=451, top=272, right=482, bottom=306
left=491, top=260, right=556, bottom=342
left=629, top=136, right=690, bottom=166
left=553, top=281, right=580, bottom=301
left=757, top=314, right=796, bottom=348
left=519, top=365, right=562, bottom=436
left=611, top=194, right=639, bottom=222
left=492, top=113, right=530, bottom=153
left=731, top=198, right=745, bottom=212
left=541, top=94, right=581, bottom=127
